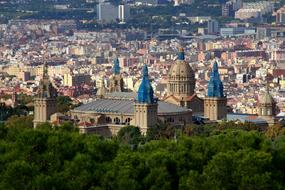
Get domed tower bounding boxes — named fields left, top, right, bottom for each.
left=165, top=48, right=203, bottom=113
left=134, top=64, right=158, bottom=134
left=33, top=62, right=57, bottom=128
left=109, top=57, right=124, bottom=93
left=204, top=61, right=227, bottom=120
left=167, top=47, right=195, bottom=98
left=258, top=86, right=276, bottom=117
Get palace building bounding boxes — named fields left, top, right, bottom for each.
left=71, top=64, right=192, bottom=136
left=33, top=48, right=284, bottom=133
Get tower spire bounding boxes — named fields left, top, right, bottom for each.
left=34, top=48, right=57, bottom=128
left=113, top=57, right=121, bottom=75
left=178, top=47, right=185, bottom=61
left=207, top=61, right=224, bottom=97
left=37, top=53, right=57, bottom=99
left=137, top=64, right=154, bottom=104
left=204, top=60, right=227, bottom=120
left=134, top=64, right=158, bottom=133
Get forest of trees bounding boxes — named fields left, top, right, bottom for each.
left=0, top=118, right=284, bottom=190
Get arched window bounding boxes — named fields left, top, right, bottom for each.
left=106, top=117, right=112, bottom=123
left=114, top=117, right=120, bottom=124
left=125, top=118, right=131, bottom=125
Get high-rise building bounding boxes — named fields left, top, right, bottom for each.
left=207, top=20, right=219, bottom=34
left=118, top=4, right=130, bottom=22
left=173, top=0, right=194, bottom=6
left=134, top=64, right=158, bottom=134
left=222, top=2, right=234, bottom=17
left=276, top=6, right=285, bottom=25
left=232, top=0, right=243, bottom=11
left=97, top=3, right=131, bottom=23
left=97, top=3, right=118, bottom=23
left=222, top=0, right=242, bottom=17
left=33, top=63, right=57, bottom=128
left=204, top=61, right=227, bottom=121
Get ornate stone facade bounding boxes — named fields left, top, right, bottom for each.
left=167, top=48, right=196, bottom=98
left=71, top=65, right=192, bottom=136
left=204, top=61, right=227, bottom=121
left=33, top=63, right=57, bottom=128
left=258, top=86, right=276, bottom=117
left=164, top=48, right=204, bottom=114
left=134, top=65, right=158, bottom=134
left=204, top=97, right=227, bottom=120
left=108, top=57, right=124, bottom=93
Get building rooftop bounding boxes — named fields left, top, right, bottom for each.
left=227, top=113, right=268, bottom=124
left=105, top=92, right=137, bottom=100
left=73, top=98, right=190, bottom=115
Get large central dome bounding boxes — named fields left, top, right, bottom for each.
left=167, top=48, right=196, bottom=97
left=169, top=59, right=195, bottom=79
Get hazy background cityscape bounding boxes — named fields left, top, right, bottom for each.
left=0, top=0, right=284, bottom=189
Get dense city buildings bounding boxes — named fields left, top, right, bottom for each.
left=0, top=0, right=285, bottom=134
left=0, top=1, right=285, bottom=189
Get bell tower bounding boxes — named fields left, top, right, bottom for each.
left=33, top=62, right=57, bottom=128
left=109, top=57, right=124, bottom=93
left=134, top=65, right=158, bottom=134
left=204, top=61, right=227, bottom=120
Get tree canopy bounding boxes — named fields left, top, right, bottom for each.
left=0, top=121, right=284, bottom=190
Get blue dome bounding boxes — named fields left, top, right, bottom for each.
left=137, top=65, right=154, bottom=104
left=207, top=61, right=224, bottom=98
left=113, top=57, right=121, bottom=75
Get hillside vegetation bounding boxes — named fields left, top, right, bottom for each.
left=0, top=119, right=284, bottom=190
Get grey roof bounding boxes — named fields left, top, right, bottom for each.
left=74, top=98, right=190, bottom=115
left=104, top=92, right=136, bottom=100
left=227, top=113, right=267, bottom=124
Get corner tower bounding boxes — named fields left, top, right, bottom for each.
left=33, top=63, right=57, bottom=128
left=204, top=61, right=227, bottom=120
left=134, top=65, right=158, bottom=134
left=109, top=57, right=124, bottom=93
left=258, top=86, right=276, bottom=117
